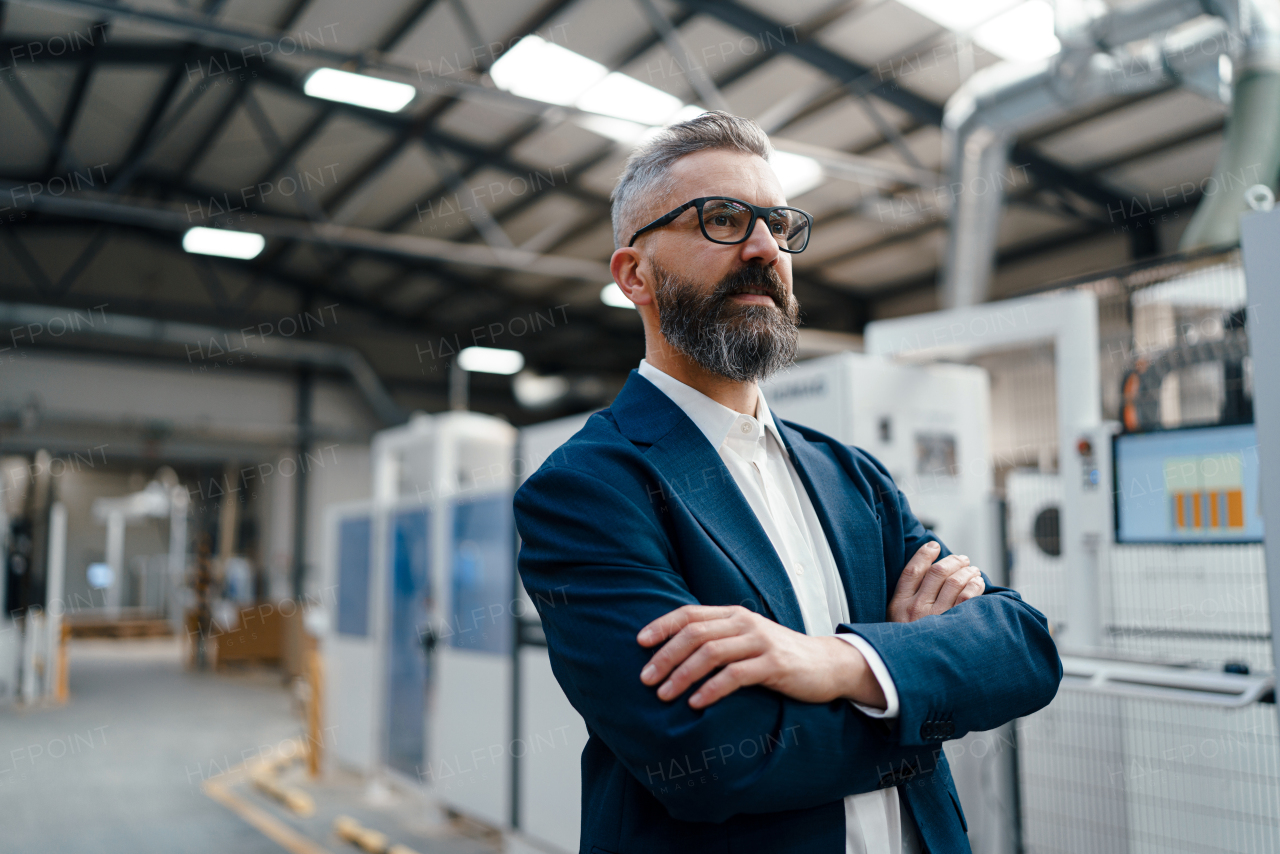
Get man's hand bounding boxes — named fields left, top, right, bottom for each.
left=887, top=541, right=984, bottom=623
left=637, top=605, right=885, bottom=710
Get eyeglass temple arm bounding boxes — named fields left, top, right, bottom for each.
left=628, top=201, right=698, bottom=247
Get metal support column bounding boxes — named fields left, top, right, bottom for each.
left=292, top=368, right=313, bottom=600
left=1240, top=208, right=1280, bottom=724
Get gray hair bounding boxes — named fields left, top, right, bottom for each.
left=610, top=111, right=772, bottom=250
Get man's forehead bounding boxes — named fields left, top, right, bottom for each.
left=664, top=149, right=785, bottom=207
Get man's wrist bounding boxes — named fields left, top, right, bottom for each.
left=824, top=636, right=888, bottom=709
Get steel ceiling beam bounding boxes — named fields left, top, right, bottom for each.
left=0, top=297, right=408, bottom=424
left=5, top=0, right=1172, bottom=223
left=678, top=0, right=1138, bottom=218
left=3, top=183, right=613, bottom=282
left=1, top=218, right=634, bottom=374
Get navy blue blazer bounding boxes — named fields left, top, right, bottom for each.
left=514, top=370, right=1061, bottom=854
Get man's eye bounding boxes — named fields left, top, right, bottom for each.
left=713, top=215, right=730, bottom=226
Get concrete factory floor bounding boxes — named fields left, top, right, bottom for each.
left=0, top=639, right=516, bottom=854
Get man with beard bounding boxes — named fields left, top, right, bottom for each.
left=513, top=112, right=1061, bottom=854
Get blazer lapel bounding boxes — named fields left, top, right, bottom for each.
left=611, top=372, right=806, bottom=633
left=777, top=422, right=886, bottom=624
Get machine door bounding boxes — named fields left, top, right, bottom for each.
left=385, top=507, right=431, bottom=778
left=430, top=494, right=515, bottom=826
left=328, top=512, right=377, bottom=771
left=451, top=495, right=514, bottom=654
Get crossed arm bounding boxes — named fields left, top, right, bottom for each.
left=515, top=463, right=1060, bottom=823
left=639, top=542, right=985, bottom=711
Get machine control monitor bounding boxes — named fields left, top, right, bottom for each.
left=1113, top=424, right=1263, bottom=544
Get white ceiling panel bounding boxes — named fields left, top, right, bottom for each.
left=290, top=0, right=407, bottom=52
left=723, top=55, right=829, bottom=123
left=821, top=227, right=945, bottom=289
left=1100, top=135, right=1223, bottom=196
left=547, top=0, right=669, bottom=66
left=330, top=142, right=440, bottom=229
left=818, top=1, right=943, bottom=69
left=510, top=118, right=610, bottom=170
left=67, top=66, right=169, bottom=173
left=436, top=96, right=534, bottom=147
left=783, top=96, right=904, bottom=153
left=1035, top=90, right=1226, bottom=170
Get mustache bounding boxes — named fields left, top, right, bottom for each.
left=712, top=265, right=786, bottom=304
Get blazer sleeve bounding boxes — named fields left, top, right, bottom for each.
left=838, top=462, right=1063, bottom=748
left=515, top=462, right=955, bottom=824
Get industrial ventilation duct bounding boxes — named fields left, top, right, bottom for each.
left=941, top=0, right=1280, bottom=308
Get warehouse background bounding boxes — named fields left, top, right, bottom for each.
left=1, top=1, right=1277, bottom=853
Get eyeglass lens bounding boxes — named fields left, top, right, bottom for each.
left=699, top=198, right=810, bottom=251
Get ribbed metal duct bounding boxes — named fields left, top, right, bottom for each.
left=1181, top=1, right=1280, bottom=248
left=941, top=0, right=1277, bottom=308
left=0, top=301, right=408, bottom=425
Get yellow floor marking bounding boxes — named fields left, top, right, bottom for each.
left=201, top=749, right=335, bottom=854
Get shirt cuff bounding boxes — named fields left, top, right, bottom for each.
left=834, top=633, right=899, bottom=719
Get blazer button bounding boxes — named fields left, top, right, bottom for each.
left=942, top=721, right=956, bottom=737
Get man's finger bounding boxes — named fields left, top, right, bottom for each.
left=916, top=554, right=970, bottom=604
left=641, top=617, right=742, bottom=687
left=933, top=566, right=980, bottom=612
left=892, top=541, right=941, bottom=601
left=956, top=573, right=986, bottom=604
left=638, top=604, right=738, bottom=646
left=689, top=657, right=768, bottom=708
left=657, top=634, right=760, bottom=701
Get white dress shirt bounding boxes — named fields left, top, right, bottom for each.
left=639, top=360, right=921, bottom=854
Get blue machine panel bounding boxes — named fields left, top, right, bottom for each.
left=336, top=516, right=371, bottom=637
left=450, top=496, right=514, bottom=654
left=1114, top=424, right=1264, bottom=544
left=386, top=508, right=431, bottom=777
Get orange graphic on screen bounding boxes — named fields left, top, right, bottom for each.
left=1165, top=452, right=1246, bottom=534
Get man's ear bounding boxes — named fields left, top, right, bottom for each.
left=610, top=247, right=653, bottom=308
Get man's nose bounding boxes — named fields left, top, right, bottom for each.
left=740, top=216, right=781, bottom=265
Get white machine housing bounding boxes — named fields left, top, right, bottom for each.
left=324, top=411, right=518, bottom=829
left=761, top=351, right=997, bottom=576
left=512, top=410, right=595, bottom=853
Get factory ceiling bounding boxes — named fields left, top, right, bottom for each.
left=0, top=0, right=1229, bottom=421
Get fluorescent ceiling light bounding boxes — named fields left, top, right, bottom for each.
left=490, top=35, right=608, bottom=106
left=771, top=151, right=824, bottom=199
left=670, top=105, right=708, bottom=123
left=576, top=114, right=651, bottom=144
left=601, top=282, right=637, bottom=309
left=895, top=0, right=1023, bottom=32
left=897, top=0, right=1061, bottom=62
left=304, top=68, right=416, bottom=112
left=577, top=72, right=684, bottom=125
left=494, top=35, right=696, bottom=138
left=973, top=0, right=1061, bottom=61
left=513, top=371, right=571, bottom=408
left=492, top=39, right=833, bottom=194
left=182, top=227, right=265, bottom=260
left=457, top=346, right=525, bottom=375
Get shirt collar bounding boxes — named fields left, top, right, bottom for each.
left=638, top=359, right=786, bottom=451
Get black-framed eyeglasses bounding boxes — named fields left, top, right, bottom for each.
left=628, top=196, right=813, bottom=253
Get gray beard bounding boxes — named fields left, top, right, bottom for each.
left=651, top=260, right=800, bottom=383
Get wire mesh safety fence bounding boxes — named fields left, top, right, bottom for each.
left=982, top=248, right=1280, bottom=852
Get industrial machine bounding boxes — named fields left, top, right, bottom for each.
left=324, top=254, right=1280, bottom=851
left=0, top=452, right=71, bottom=706
left=512, top=410, right=594, bottom=853
left=867, top=271, right=1278, bottom=853
left=761, top=351, right=997, bottom=577
left=91, top=477, right=189, bottom=622
left=323, top=411, right=519, bottom=828
left=762, top=351, right=1012, bottom=852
